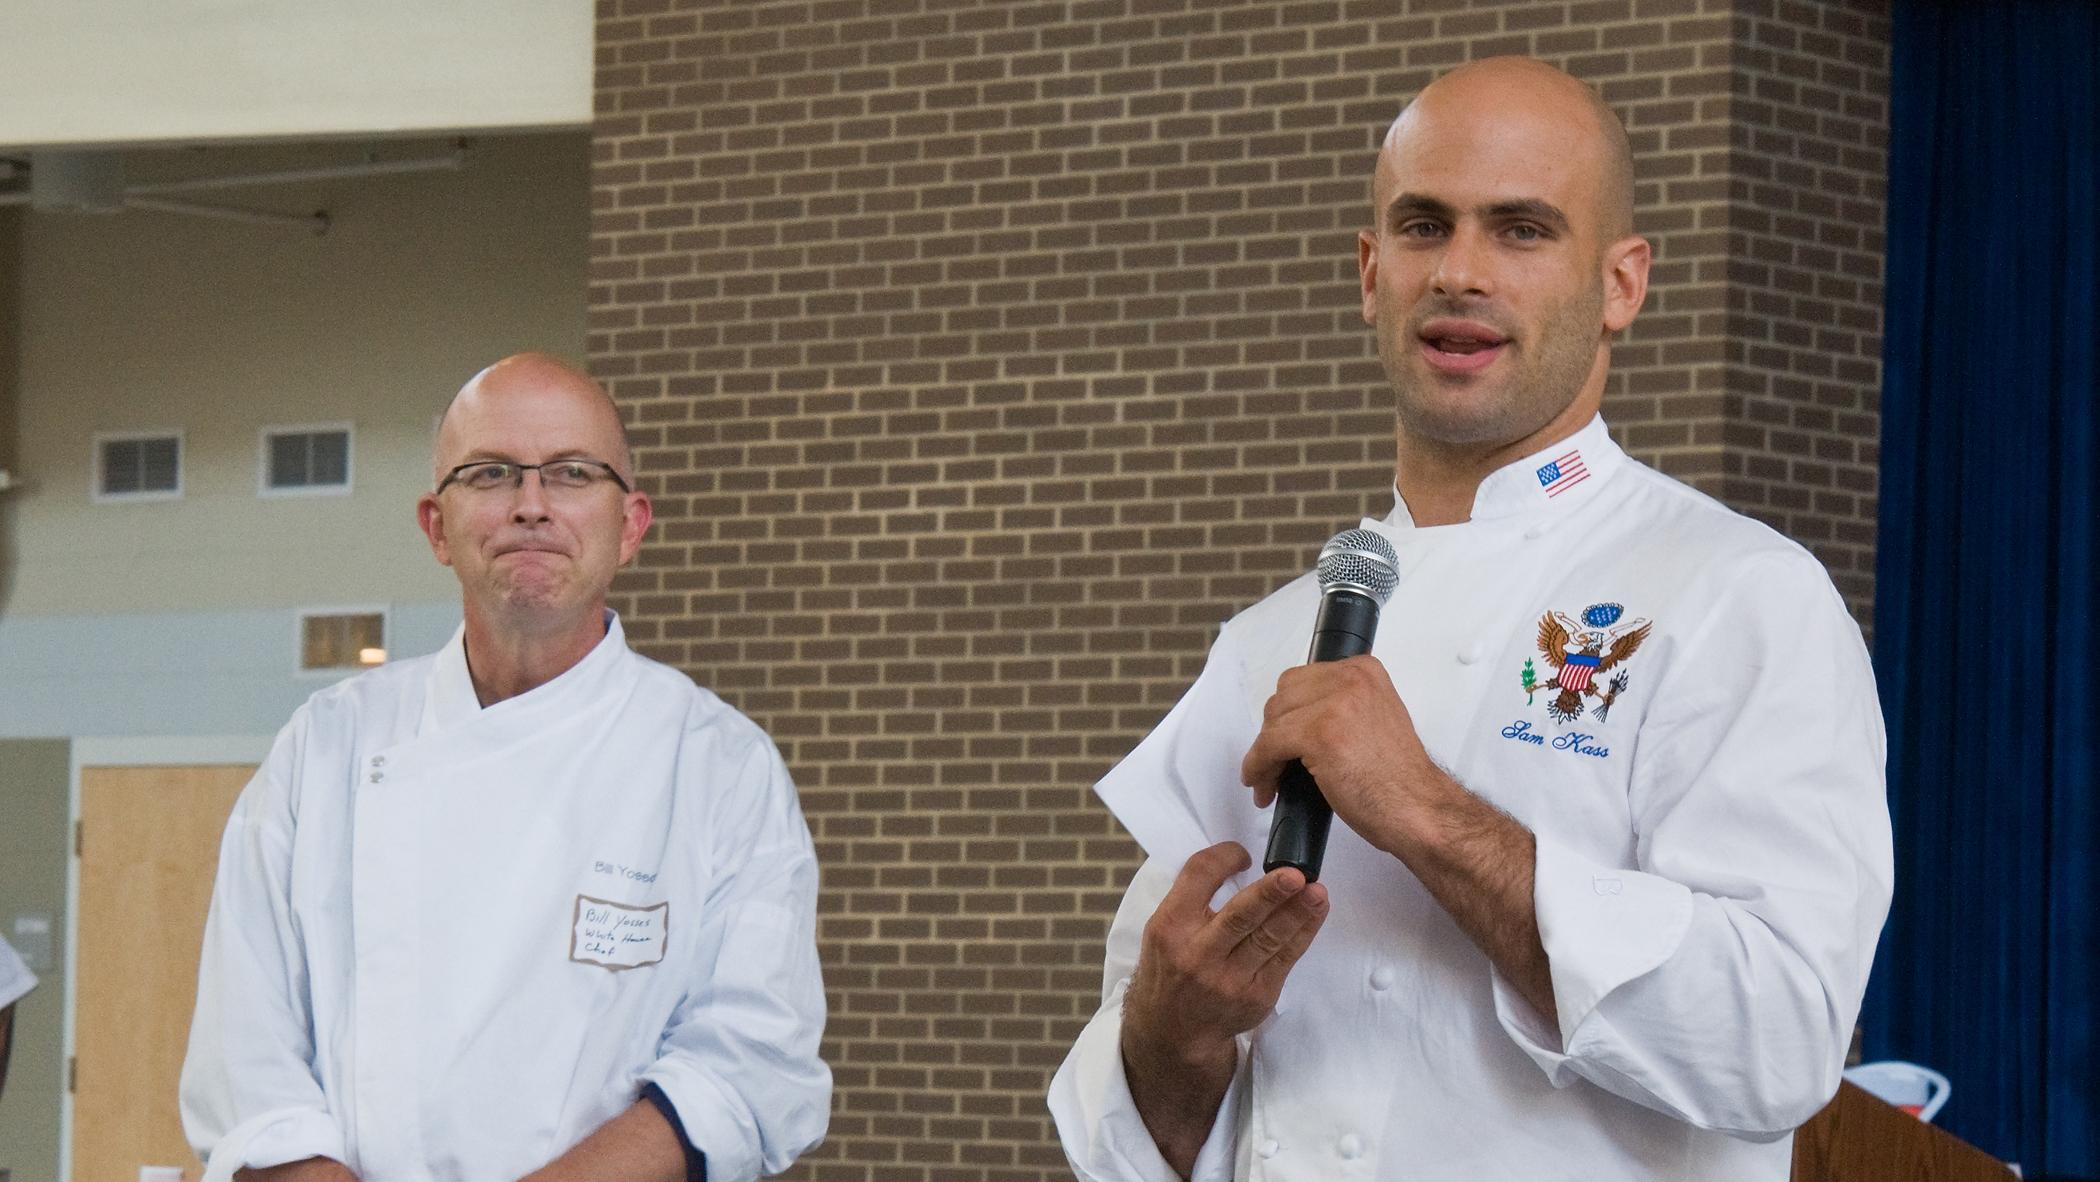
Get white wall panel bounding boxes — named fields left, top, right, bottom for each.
left=0, top=1, right=589, bottom=148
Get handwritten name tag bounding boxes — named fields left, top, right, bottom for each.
left=569, top=895, right=668, bottom=971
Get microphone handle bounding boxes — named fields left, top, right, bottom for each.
left=1263, top=589, right=1382, bottom=882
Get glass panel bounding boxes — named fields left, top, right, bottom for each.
left=302, top=613, right=384, bottom=670
left=310, top=432, right=349, bottom=486
left=270, top=433, right=309, bottom=487
left=139, top=438, right=179, bottom=491
left=347, top=612, right=383, bottom=656
left=302, top=615, right=346, bottom=669
left=101, top=440, right=142, bottom=494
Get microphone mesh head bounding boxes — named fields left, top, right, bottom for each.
left=1316, top=528, right=1400, bottom=604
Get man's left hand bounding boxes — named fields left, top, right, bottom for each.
left=1239, top=655, right=1442, bottom=853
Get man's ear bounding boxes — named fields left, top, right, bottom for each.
left=1358, top=228, right=1381, bottom=325
left=617, top=490, right=654, bottom=566
left=1602, top=234, right=1651, bottom=334
left=417, top=494, right=454, bottom=568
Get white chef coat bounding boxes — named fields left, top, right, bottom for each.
left=0, top=936, right=35, bottom=1008
left=181, top=613, right=829, bottom=1182
left=1049, top=416, right=1893, bottom=1181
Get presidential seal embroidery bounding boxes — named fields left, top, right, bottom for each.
left=1521, top=602, right=1652, bottom=724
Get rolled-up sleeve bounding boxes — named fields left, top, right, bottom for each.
left=1492, top=550, right=1894, bottom=1137
left=181, top=719, right=348, bottom=1180
left=641, top=730, right=830, bottom=1182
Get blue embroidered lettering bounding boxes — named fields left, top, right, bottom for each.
left=1500, top=720, right=1545, bottom=746
left=1551, top=732, right=1611, bottom=758
left=1503, top=720, right=1610, bottom=757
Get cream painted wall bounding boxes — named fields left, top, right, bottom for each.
left=4, top=131, right=588, bottom=620
left=0, top=1, right=588, bottom=149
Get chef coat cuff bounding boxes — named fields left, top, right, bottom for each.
left=1493, top=834, right=1695, bottom=1077
left=1049, top=993, right=1242, bottom=1182
left=641, top=1064, right=767, bottom=1182
left=642, top=1082, right=707, bottom=1182
left=198, top=1106, right=346, bottom=1182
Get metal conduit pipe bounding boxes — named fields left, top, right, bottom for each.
left=124, top=144, right=469, bottom=195
left=0, top=142, right=468, bottom=224
left=124, top=196, right=331, bottom=234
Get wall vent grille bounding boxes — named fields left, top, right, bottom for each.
left=94, top=432, right=182, bottom=501
left=263, top=425, right=352, bottom=495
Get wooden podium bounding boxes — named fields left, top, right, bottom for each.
left=1791, top=1081, right=2020, bottom=1181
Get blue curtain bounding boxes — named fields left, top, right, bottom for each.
left=1865, top=2, right=2099, bottom=1176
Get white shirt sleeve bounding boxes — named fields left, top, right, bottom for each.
left=1049, top=857, right=1246, bottom=1182
left=180, top=717, right=350, bottom=1180
left=1491, top=549, right=1894, bottom=1138
left=641, top=727, right=831, bottom=1182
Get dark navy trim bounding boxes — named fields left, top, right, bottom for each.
left=640, top=1082, right=707, bottom=1182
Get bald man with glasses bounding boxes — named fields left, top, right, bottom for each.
left=181, top=354, right=830, bottom=1182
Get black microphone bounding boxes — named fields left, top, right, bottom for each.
left=1262, top=527, right=1401, bottom=883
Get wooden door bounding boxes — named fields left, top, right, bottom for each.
left=73, top=765, right=253, bottom=1182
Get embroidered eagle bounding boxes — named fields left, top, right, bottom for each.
left=1533, top=603, right=1652, bottom=724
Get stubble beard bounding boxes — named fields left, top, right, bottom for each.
left=1377, top=283, right=1607, bottom=452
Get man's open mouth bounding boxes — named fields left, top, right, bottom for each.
left=1425, top=335, right=1501, bottom=353
left=1419, top=319, right=1510, bottom=371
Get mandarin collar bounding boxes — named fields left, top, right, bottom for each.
left=419, top=609, right=625, bottom=734
left=1380, top=415, right=1625, bottom=529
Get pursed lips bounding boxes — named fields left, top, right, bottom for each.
left=492, top=542, right=571, bottom=560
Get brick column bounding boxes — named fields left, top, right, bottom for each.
left=1716, top=0, right=1888, bottom=622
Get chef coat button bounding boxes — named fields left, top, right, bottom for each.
left=1525, top=522, right=1549, bottom=540
left=368, top=771, right=384, bottom=783
left=1338, top=1133, right=1363, bottom=1159
left=1370, top=966, right=1394, bottom=990
left=1457, top=644, right=1485, bottom=665
left=372, top=755, right=386, bottom=767
left=1259, top=1139, right=1280, bottom=1160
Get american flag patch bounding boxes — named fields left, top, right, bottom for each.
left=1535, top=450, right=1590, bottom=497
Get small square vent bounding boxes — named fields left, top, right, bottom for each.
left=263, top=425, right=352, bottom=494
left=299, top=610, right=387, bottom=672
left=95, top=432, right=182, bottom=501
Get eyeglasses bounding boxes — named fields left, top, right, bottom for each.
left=435, top=459, right=633, bottom=495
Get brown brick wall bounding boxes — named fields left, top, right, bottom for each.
left=588, top=2, right=1886, bottom=1178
